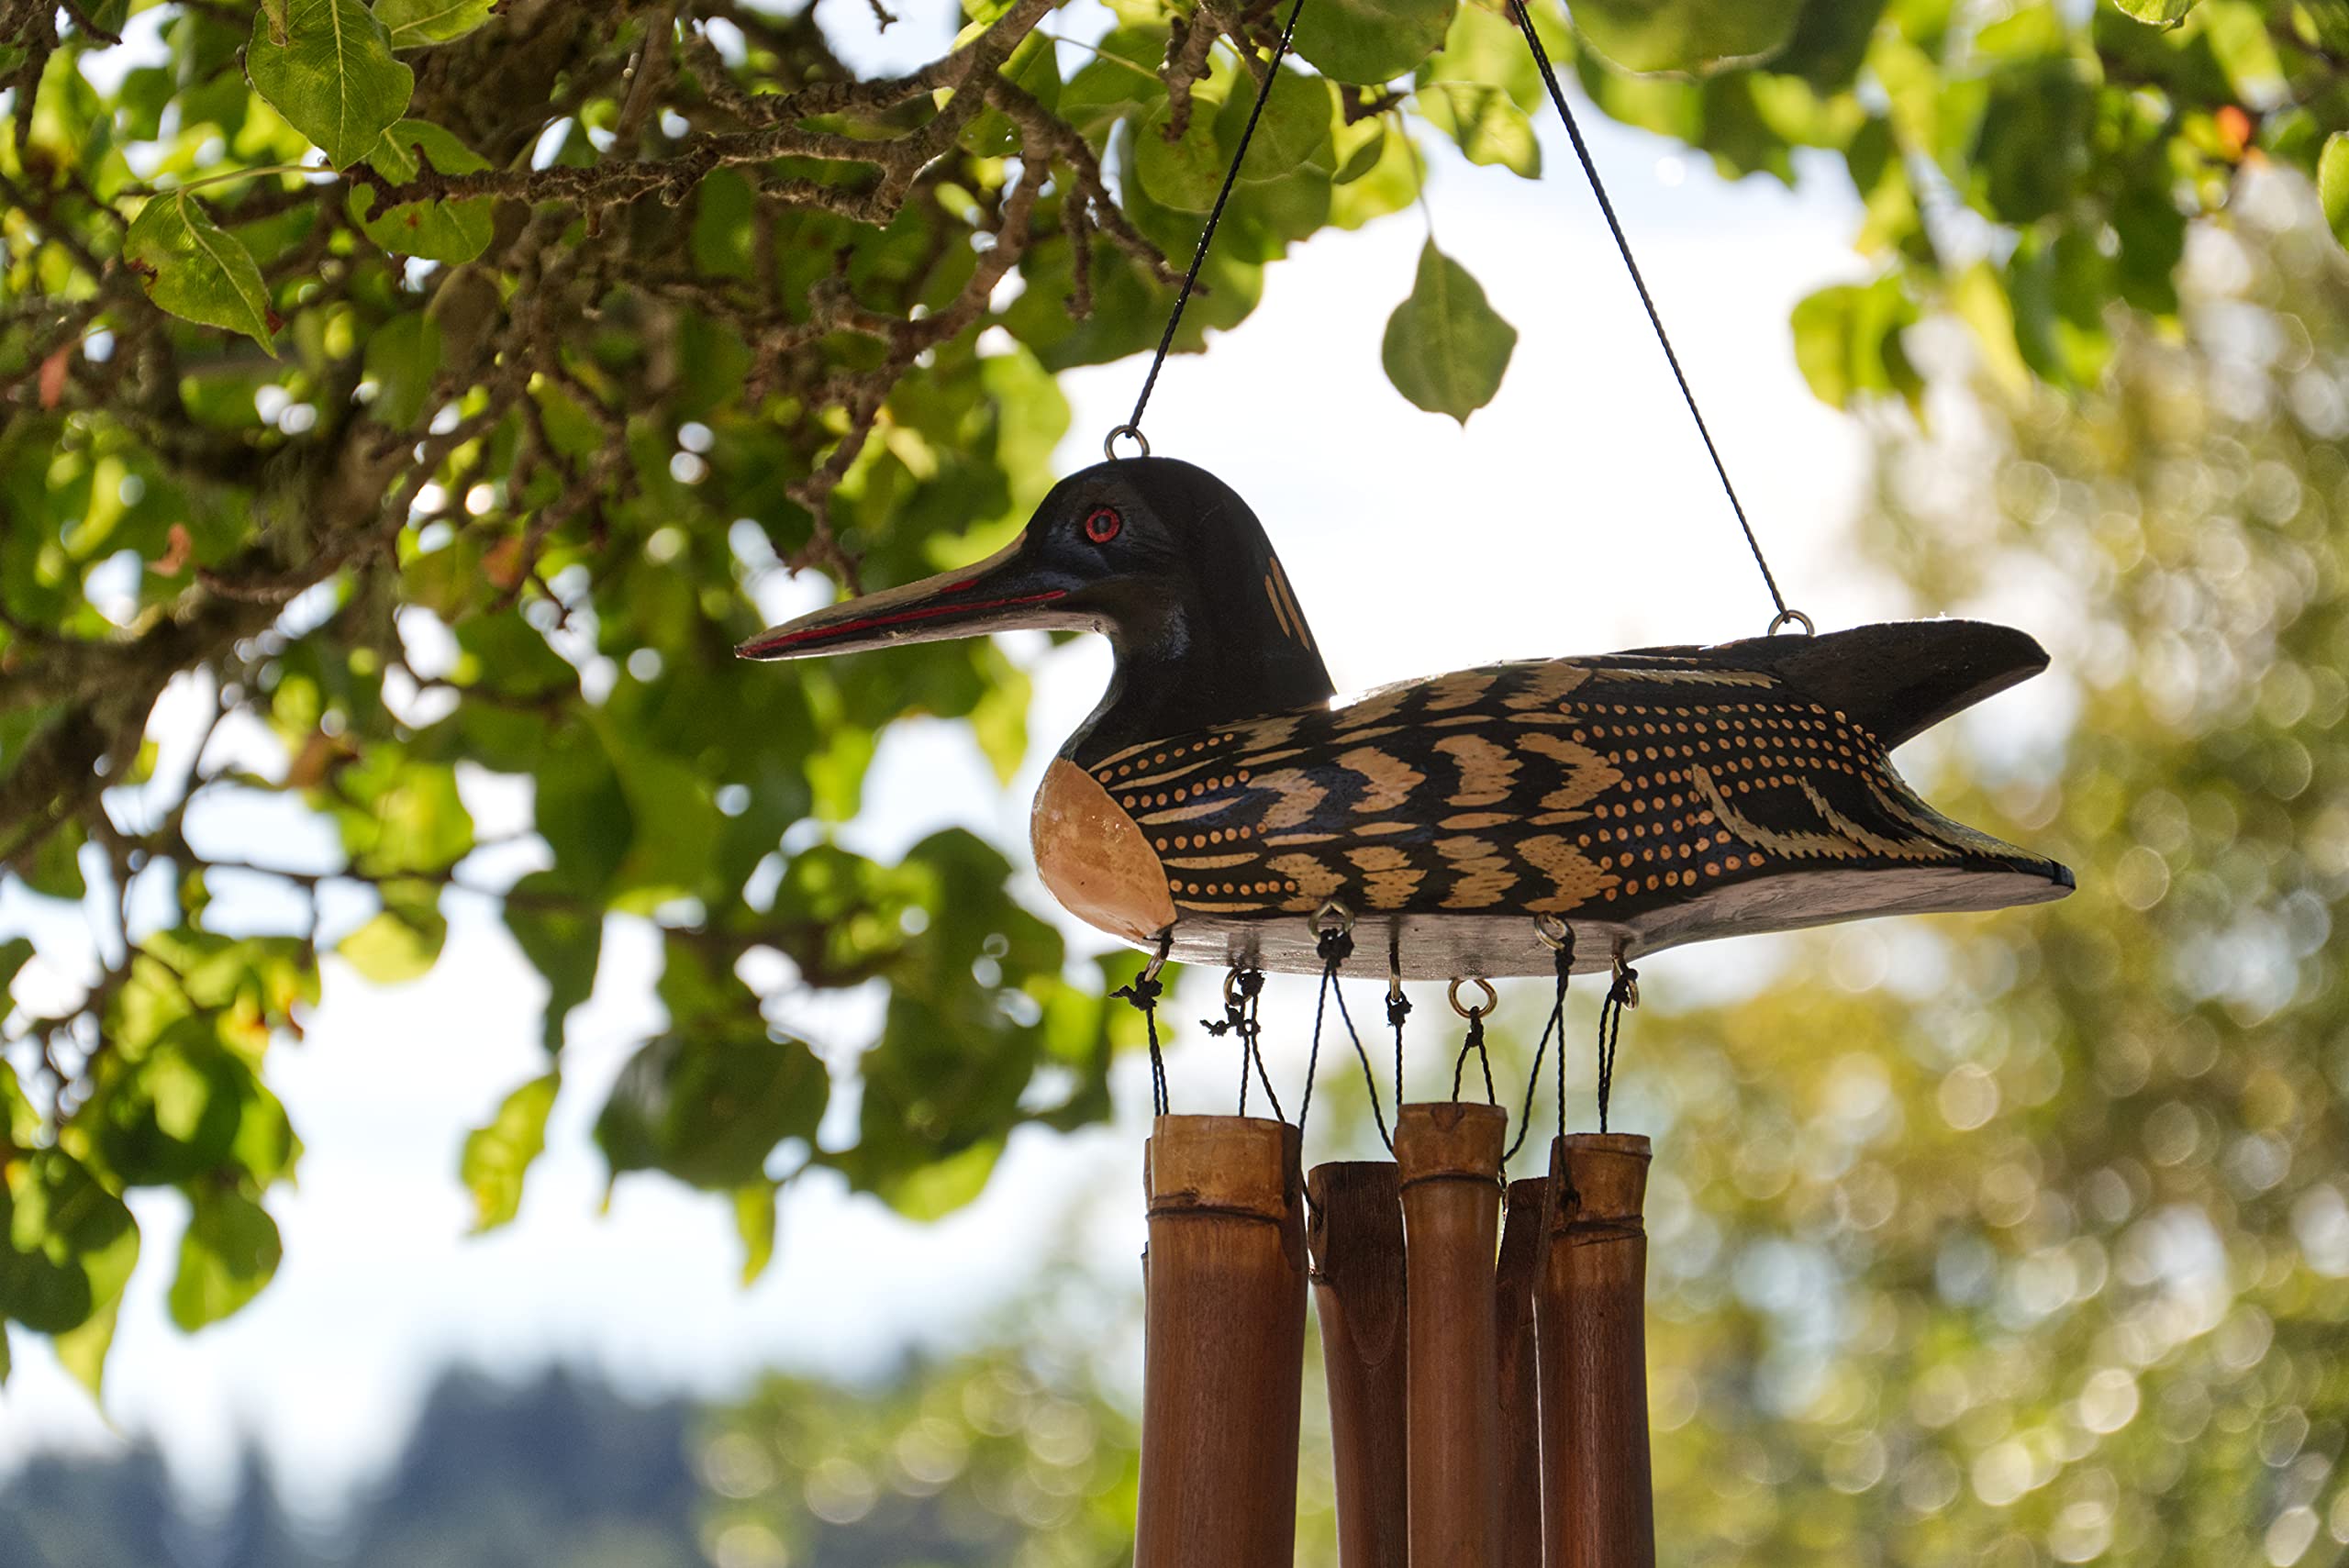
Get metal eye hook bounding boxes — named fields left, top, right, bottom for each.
left=1532, top=913, right=1571, bottom=951
left=1767, top=608, right=1815, bottom=637
left=1141, top=933, right=1170, bottom=986
left=1310, top=899, right=1355, bottom=940
left=1104, top=424, right=1151, bottom=462
left=1447, top=976, right=1497, bottom=1020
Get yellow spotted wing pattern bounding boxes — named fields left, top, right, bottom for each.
left=1083, top=653, right=2059, bottom=924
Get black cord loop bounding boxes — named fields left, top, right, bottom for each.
left=1504, top=0, right=1795, bottom=628
left=1119, top=0, right=1311, bottom=450
left=1299, top=925, right=1382, bottom=1151
left=1386, top=983, right=1411, bottom=1111
left=1598, top=955, right=1638, bottom=1133
left=1203, top=966, right=1281, bottom=1121
left=1451, top=1008, right=1497, bottom=1106
left=1111, top=936, right=1174, bottom=1118
left=1505, top=930, right=1575, bottom=1164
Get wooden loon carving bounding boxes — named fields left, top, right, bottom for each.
left=740, top=458, right=2073, bottom=979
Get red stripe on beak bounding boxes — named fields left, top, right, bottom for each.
left=738, top=588, right=1067, bottom=656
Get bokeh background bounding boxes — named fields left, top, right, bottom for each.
left=8, top=0, right=2349, bottom=1564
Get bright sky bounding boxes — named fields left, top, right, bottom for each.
left=0, top=0, right=1990, bottom=1514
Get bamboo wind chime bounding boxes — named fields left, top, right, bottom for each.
left=734, top=0, right=2079, bottom=1554
left=1134, top=1095, right=1659, bottom=1568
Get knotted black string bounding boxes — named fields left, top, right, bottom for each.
left=1504, top=0, right=1787, bottom=623
left=1204, top=967, right=1281, bottom=1120
left=1110, top=938, right=1174, bottom=1118
left=1598, top=960, right=1638, bottom=1133
left=1386, top=985, right=1410, bottom=1110
left=1297, top=928, right=1389, bottom=1153
left=1451, top=1009, right=1497, bottom=1106
left=1505, top=934, right=1575, bottom=1164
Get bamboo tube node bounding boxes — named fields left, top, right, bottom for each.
left=1395, top=1102, right=1508, bottom=1568
left=1134, top=1115, right=1308, bottom=1568
left=1535, top=1131, right=1655, bottom=1568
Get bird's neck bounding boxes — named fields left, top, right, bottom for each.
left=1067, top=568, right=1334, bottom=766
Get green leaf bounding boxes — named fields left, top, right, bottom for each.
left=82, top=1020, right=250, bottom=1184
left=244, top=0, right=415, bottom=168
left=375, top=0, right=496, bottom=47
left=461, top=1073, right=559, bottom=1231
left=0, top=1150, right=137, bottom=1337
left=1417, top=83, right=1542, bottom=176
left=2110, top=0, right=2196, bottom=23
left=168, top=1185, right=283, bottom=1330
left=0, top=936, right=32, bottom=1004
left=1380, top=240, right=1519, bottom=423
left=1788, top=272, right=1920, bottom=408
left=123, top=192, right=277, bottom=352
left=1294, top=0, right=1457, bottom=84
left=507, top=874, right=603, bottom=1052
left=336, top=884, right=448, bottom=984
left=1134, top=98, right=1231, bottom=212
left=363, top=311, right=442, bottom=428
left=1565, top=0, right=1801, bottom=73
left=596, top=1030, right=828, bottom=1192
left=734, top=1184, right=777, bottom=1284
left=355, top=119, right=492, bottom=262
left=2321, top=133, right=2349, bottom=246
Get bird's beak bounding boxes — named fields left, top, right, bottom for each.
left=735, top=535, right=1077, bottom=661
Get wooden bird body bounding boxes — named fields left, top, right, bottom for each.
left=741, top=459, right=2072, bottom=979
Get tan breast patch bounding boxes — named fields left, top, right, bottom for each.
left=1032, top=759, right=1176, bottom=945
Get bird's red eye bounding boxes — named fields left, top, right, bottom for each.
left=1084, top=506, right=1123, bottom=544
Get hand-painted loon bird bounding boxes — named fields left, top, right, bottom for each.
left=740, top=458, right=2073, bottom=979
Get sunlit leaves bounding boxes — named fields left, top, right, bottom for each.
left=354, top=120, right=493, bottom=263
left=123, top=193, right=276, bottom=351
left=2321, top=133, right=2349, bottom=244
left=1417, top=83, right=1542, bottom=176
left=167, top=1186, right=282, bottom=1330
left=244, top=0, right=414, bottom=168
left=2111, top=0, right=2197, bottom=24
left=0, top=1151, right=137, bottom=1338
left=1293, top=0, right=1457, bottom=85
left=461, top=1073, right=560, bottom=1231
left=1564, top=0, right=1801, bottom=74
left=596, top=1030, right=828, bottom=1193
left=1789, top=272, right=1920, bottom=408
left=1380, top=240, right=1519, bottom=422
left=375, top=0, right=497, bottom=48
left=336, top=885, right=449, bottom=985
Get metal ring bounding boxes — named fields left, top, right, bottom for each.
left=1141, top=937, right=1170, bottom=985
left=1104, top=424, right=1151, bottom=462
left=1310, top=899, right=1354, bottom=939
left=1532, top=914, right=1570, bottom=951
left=1767, top=608, right=1815, bottom=637
left=1222, top=964, right=1252, bottom=1009
left=1447, top=976, right=1497, bottom=1019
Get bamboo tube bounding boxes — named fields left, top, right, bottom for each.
left=1534, top=1132, right=1655, bottom=1568
left=1496, top=1175, right=1549, bottom=1568
left=1395, top=1102, right=1507, bottom=1568
left=1135, top=1115, right=1308, bottom=1568
left=1308, top=1161, right=1408, bottom=1568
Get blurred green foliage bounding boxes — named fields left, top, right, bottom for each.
left=7, top=0, right=2349, bottom=1426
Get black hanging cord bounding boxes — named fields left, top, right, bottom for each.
left=1386, top=983, right=1411, bottom=1110
left=1110, top=939, right=1174, bottom=1118
left=1298, top=927, right=1392, bottom=1154
left=1298, top=926, right=1388, bottom=1151
left=1205, top=967, right=1282, bottom=1121
left=1451, top=1009, right=1497, bottom=1106
left=1119, top=0, right=1312, bottom=446
left=1597, top=957, right=1638, bottom=1133
left=1505, top=0, right=1788, bottom=620
left=1505, top=933, right=1575, bottom=1164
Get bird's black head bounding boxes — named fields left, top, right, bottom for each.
left=738, top=457, right=1336, bottom=763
